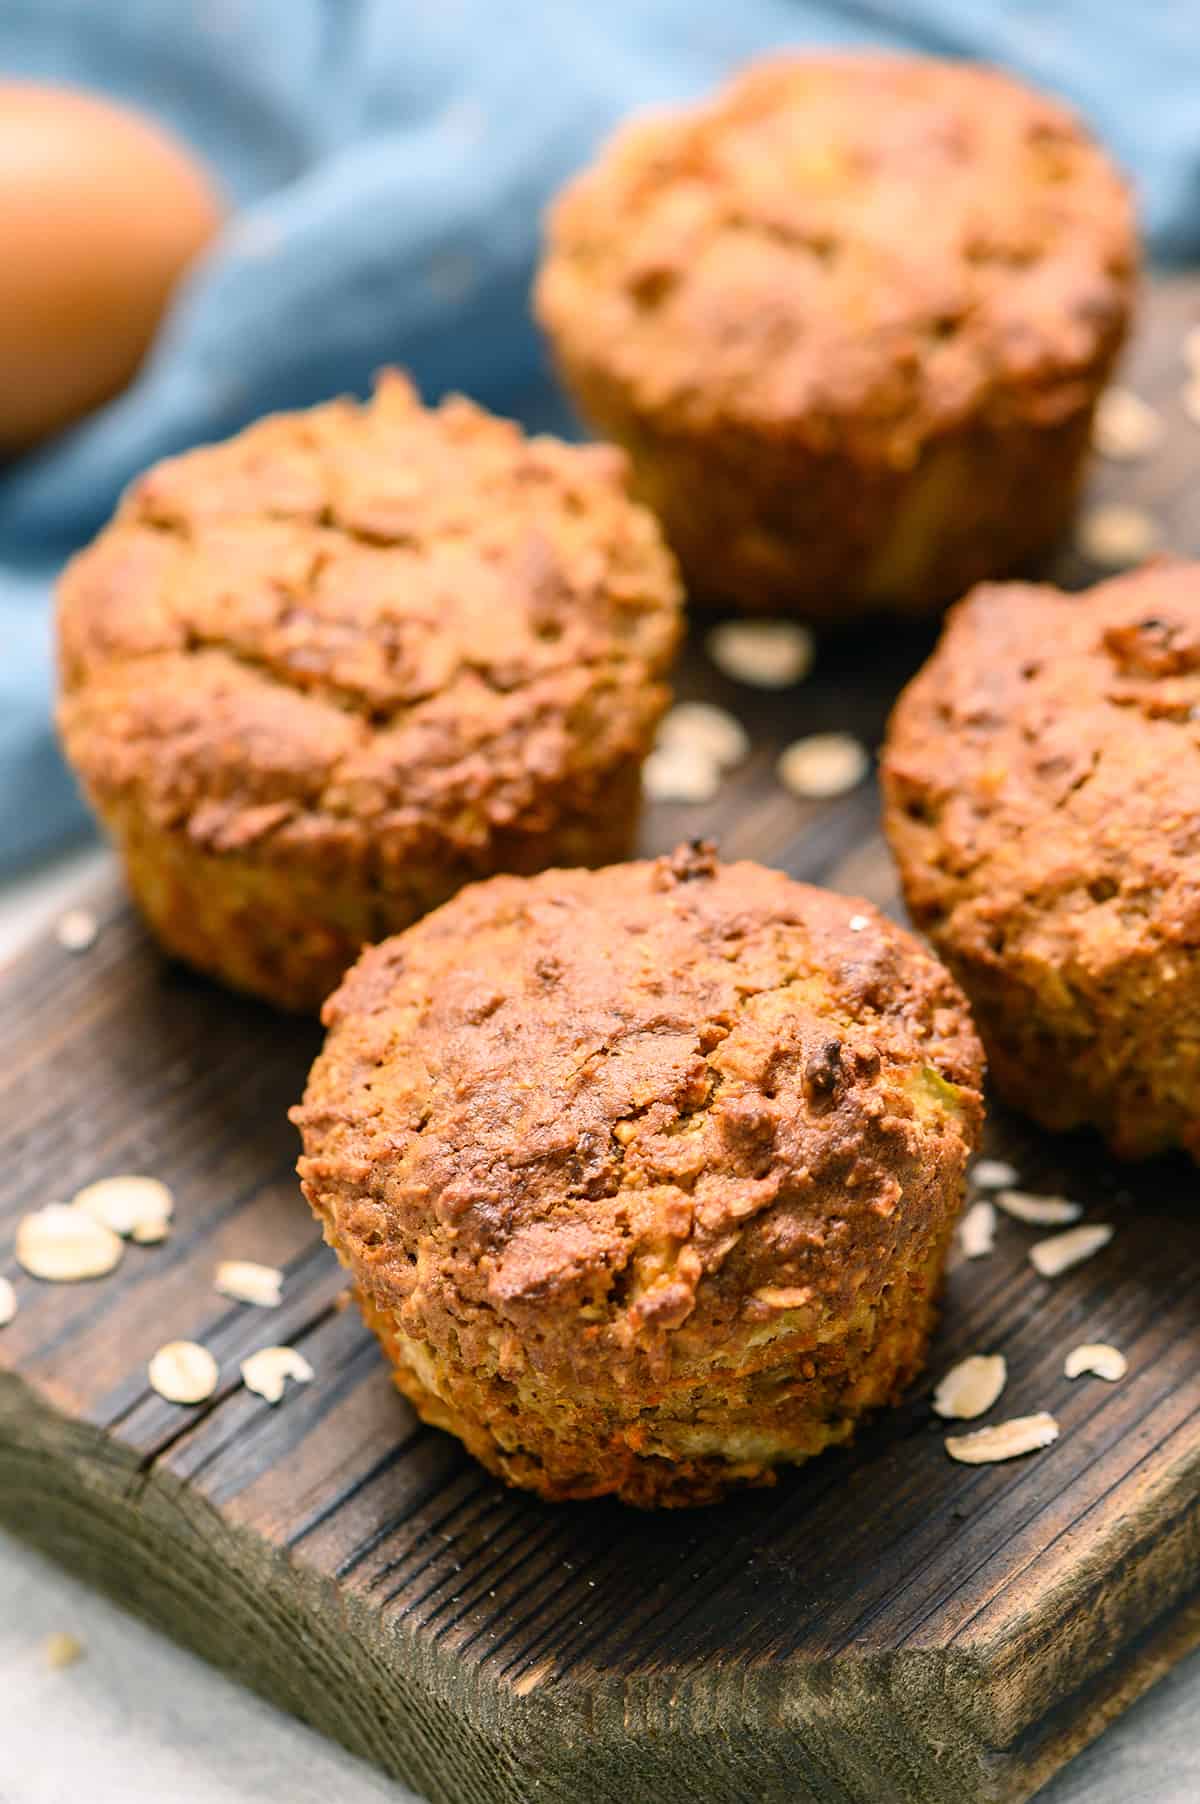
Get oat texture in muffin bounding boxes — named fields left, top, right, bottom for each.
left=883, top=561, right=1200, bottom=1160
left=57, top=373, right=683, bottom=1011
left=294, top=841, right=983, bottom=1507
left=537, top=53, right=1136, bottom=620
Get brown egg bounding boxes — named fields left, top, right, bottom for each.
left=0, top=83, right=224, bottom=451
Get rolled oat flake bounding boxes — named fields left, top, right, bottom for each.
left=148, top=1340, right=219, bottom=1405
left=16, top=1203, right=123, bottom=1282
left=933, top=1354, right=1007, bottom=1421
left=241, top=1345, right=315, bottom=1404
left=994, top=1189, right=1082, bottom=1226
left=706, top=620, right=814, bottom=688
left=945, top=1412, right=1060, bottom=1465
left=73, top=1174, right=174, bottom=1243
left=777, top=733, right=869, bottom=800
left=1064, top=1342, right=1127, bottom=1382
left=1029, top=1223, right=1113, bottom=1278
left=958, top=1198, right=996, bottom=1260
left=215, top=1260, right=284, bottom=1307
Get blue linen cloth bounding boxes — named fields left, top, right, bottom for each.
left=4, top=0, right=1199, bottom=871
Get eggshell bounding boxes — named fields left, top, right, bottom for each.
left=0, top=83, right=223, bottom=450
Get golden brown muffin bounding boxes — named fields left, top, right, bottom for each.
left=883, top=561, right=1200, bottom=1161
left=56, top=373, right=682, bottom=1011
left=536, top=52, right=1136, bottom=620
left=293, top=842, right=983, bottom=1507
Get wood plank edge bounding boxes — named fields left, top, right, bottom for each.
left=1011, top=1591, right=1200, bottom=1804
left=7, top=1363, right=1178, bottom=1804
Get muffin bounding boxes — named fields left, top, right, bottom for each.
left=883, top=561, right=1200, bottom=1161
left=56, top=373, right=682, bottom=1011
left=293, top=841, right=983, bottom=1507
left=536, top=52, right=1136, bottom=621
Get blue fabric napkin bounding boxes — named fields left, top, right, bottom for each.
left=4, top=0, right=1199, bottom=872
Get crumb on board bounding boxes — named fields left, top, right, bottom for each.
left=44, top=1632, right=85, bottom=1671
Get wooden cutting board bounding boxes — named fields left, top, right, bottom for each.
left=3, top=279, right=1200, bottom=1804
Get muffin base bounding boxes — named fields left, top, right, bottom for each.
left=556, top=360, right=1103, bottom=620
left=101, top=774, right=646, bottom=1013
left=927, top=938, right=1200, bottom=1164
left=355, top=1229, right=953, bottom=1508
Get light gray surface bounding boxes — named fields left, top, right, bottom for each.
left=0, top=1534, right=409, bottom=1803
left=2, top=857, right=1199, bottom=1804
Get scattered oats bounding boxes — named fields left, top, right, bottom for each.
left=16, top=1203, right=123, bottom=1282
left=1076, top=503, right=1158, bottom=568
left=241, top=1345, right=314, bottom=1405
left=0, top=1276, right=15, bottom=1326
left=777, top=732, right=869, bottom=800
left=55, top=908, right=98, bottom=953
left=1182, top=378, right=1200, bottom=428
left=73, top=1175, right=173, bottom=1244
left=1064, top=1342, right=1127, bottom=1382
left=958, top=1198, right=996, bottom=1260
left=945, top=1412, right=1060, bottom=1465
left=215, top=1260, right=283, bottom=1308
left=656, top=701, right=750, bottom=771
left=848, top=914, right=869, bottom=932
left=1184, top=323, right=1200, bottom=374
left=706, top=620, right=814, bottom=688
left=44, top=1631, right=85, bottom=1670
left=642, top=743, right=720, bottom=804
left=994, top=1189, right=1083, bottom=1227
left=933, top=1354, right=1008, bottom=1421
left=1030, top=1223, right=1114, bottom=1279
left=1092, top=387, right=1164, bottom=461
left=971, top=1158, right=1020, bottom=1192
left=148, top=1340, right=218, bottom=1405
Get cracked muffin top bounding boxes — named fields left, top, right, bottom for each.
left=883, top=562, right=1200, bottom=972
left=57, top=372, right=682, bottom=862
left=537, top=53, right=1136, bottom=460
left=295, top=843, right=983, bottom=1381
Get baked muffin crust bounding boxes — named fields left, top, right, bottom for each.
left=57, top=374, right=682, bottom=1009
left=295, top=842, right=983, bottom=1506
left=537, top=53, right=1136, bottom=617
left=883, top=561, right=1200, bottom=1159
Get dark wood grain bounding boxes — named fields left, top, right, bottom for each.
left=3, top=280, right=1200, bottom=1804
